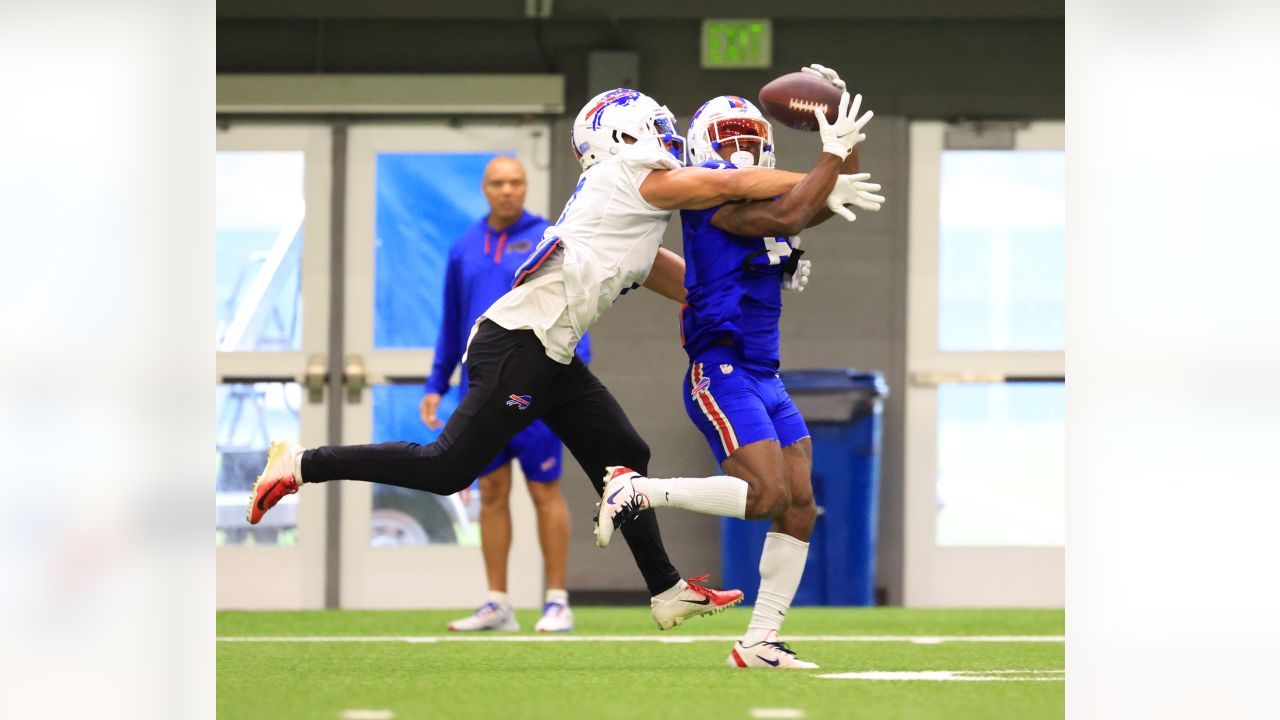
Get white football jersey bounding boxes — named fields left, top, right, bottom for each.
left=480, top=138, right=680, bottom=363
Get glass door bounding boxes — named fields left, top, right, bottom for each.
left=215, top=124, right=332, bottom=608
left=338, top=122, right=553, bottom=609
left=904, top=121, right=1065, bottom=607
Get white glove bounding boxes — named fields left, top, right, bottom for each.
left=801, top=63, right=846, bottom=92
left=825, top=172, right=885, bottom=222
left=815, top=91, right=874, bottom=159
left=783, top=258, right=812, bottom=292
left=782, top=236, right=810, bottom=292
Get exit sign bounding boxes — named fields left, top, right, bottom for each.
left=701, top=19, right=773, bottom=69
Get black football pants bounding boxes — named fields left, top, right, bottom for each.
left=302, top=320, right=681, bottom=595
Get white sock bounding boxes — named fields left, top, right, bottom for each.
left=545, top=588, right=569, bottom=605
left=743, top=532, right=809, bottom=644
left=631, top=476, right=748, bottom=519
left=294, top=449, right=306, bottom=484
left=486, top=590, right=509, bottom=606
left=652, top=578, right=688, bottom=602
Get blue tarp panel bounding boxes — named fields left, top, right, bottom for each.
left=374, top=152, right=501, bottom=349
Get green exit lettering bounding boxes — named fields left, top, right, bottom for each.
left=701, top=19, right=772, bottom=69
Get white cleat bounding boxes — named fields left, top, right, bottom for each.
left=595, top=466, right=650, bottom=548
left=726, top=630, right=819, bottom=668
left=246, top=441, right=303, bottom=525
left=650, top=575, right=744, bottom=631
left=447, top=601, right=520, bottom=632
left=533, top=599, right=574, bottom=633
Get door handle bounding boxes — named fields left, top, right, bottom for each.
left=909, top=371, right=1066, bottom=387
left=344, top=354, right=367, bottom=403
left=305, top=354, right=327, bottom=403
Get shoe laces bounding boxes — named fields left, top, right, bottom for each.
left=266, top=477, right=299, bottom=502
left=475, top=601, right=503, bottom=617
left=761, top=639, right=798, bottom=658
left=683, top=574, right=719, bottom=601
left=611, top=491, right=649, bottom=528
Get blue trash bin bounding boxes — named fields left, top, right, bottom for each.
left=720, top=369, right=887, bottom=606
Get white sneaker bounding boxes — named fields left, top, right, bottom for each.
left=533, top=600, right=574, bottom=633
left=447, top=601, right=519, bottom=632
left=595, top=466, right=651, bottom=548
left=650, top=574, right=744, bottom=630
left=726, top=630, right=819, bottom=669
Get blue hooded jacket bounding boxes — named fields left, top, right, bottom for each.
left=425, top=210, right=591, bottom=396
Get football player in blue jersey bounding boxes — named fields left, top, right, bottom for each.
left=596, top=65, right=883, bottom=667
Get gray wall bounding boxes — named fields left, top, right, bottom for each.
left=219, top=7, right=1063, bottom=603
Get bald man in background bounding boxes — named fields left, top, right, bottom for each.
left=421, top=156, right=589, bottom=632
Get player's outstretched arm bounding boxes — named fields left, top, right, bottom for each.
left=639, top=165, right=808, bottom=211
left=805, top=147, right=860, bottom=227
left=708, top=153, right=842, bottom=237
left=642, top=247, right=688, bottom=303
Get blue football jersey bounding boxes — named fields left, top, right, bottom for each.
left=679, top=160, right=798, bottom=369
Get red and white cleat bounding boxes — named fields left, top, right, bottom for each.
left=246, top=441, right=302, bottom=525
left=726, top=630, right=820, bottom=669
left=650, top=574, right=744, bottom=630
left=595, top=466, right=651, bottom=548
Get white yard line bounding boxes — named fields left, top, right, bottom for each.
left=750, top=710, right=806, bottom=719
left=339, top=711, right=394, bottom=720
left=818, top=669, right=1065, bottom=682
left=217, top=634, right=1064, bottom=644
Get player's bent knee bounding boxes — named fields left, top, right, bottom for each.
left=790, top=492, right=817, bottom=522
left=746, top=479, right=790, bottom=519
left=527, top=480, right=563, bottom=507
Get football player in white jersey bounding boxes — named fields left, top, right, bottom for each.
left=247, top=87, right=871, bottom=628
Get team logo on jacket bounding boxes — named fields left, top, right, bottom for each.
left=508, top=240, right=532, bottom=253
left=506, top=394, right=532, bottom=410
left=720, top=364, right=734, bottom=375
left=691, top=377, right=710, bottom=397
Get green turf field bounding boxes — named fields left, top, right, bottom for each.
left=217, top=607, right=1064, bottom=720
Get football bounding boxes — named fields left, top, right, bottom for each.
left=757, top=71, right=844, bottom=132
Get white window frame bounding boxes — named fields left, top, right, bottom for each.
left=215, top=124, right=332, bottom=609
left=903, top=120, right=1065, bottom=608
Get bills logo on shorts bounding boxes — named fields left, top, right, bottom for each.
left=720, top=364, right=734, bottom=375
left=691, top=376, right=711, bottom=397
left=506, top=394, right=532, bottom=410
left=540, top=457, right=557, bottom=472
left=689, top=363, right=739, bottom=456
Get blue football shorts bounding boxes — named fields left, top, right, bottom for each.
left=478, top=418, right=563, bottom=482
left=682, top=349, right=810, bottom=465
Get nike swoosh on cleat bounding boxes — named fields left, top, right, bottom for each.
left=606, top=487, right=624, bottom=504
left=256, top=490, right=269, bottom=512
left=758, top=656, right=781, bottom=666
left=681, top=597, right=711, bottom=605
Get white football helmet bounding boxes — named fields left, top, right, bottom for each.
left=571, top=88, right=686, bottom=171
left=688, top=95, right=775, bottom=168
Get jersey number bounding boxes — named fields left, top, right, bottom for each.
left=763, top=237, right=792, bottom=265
